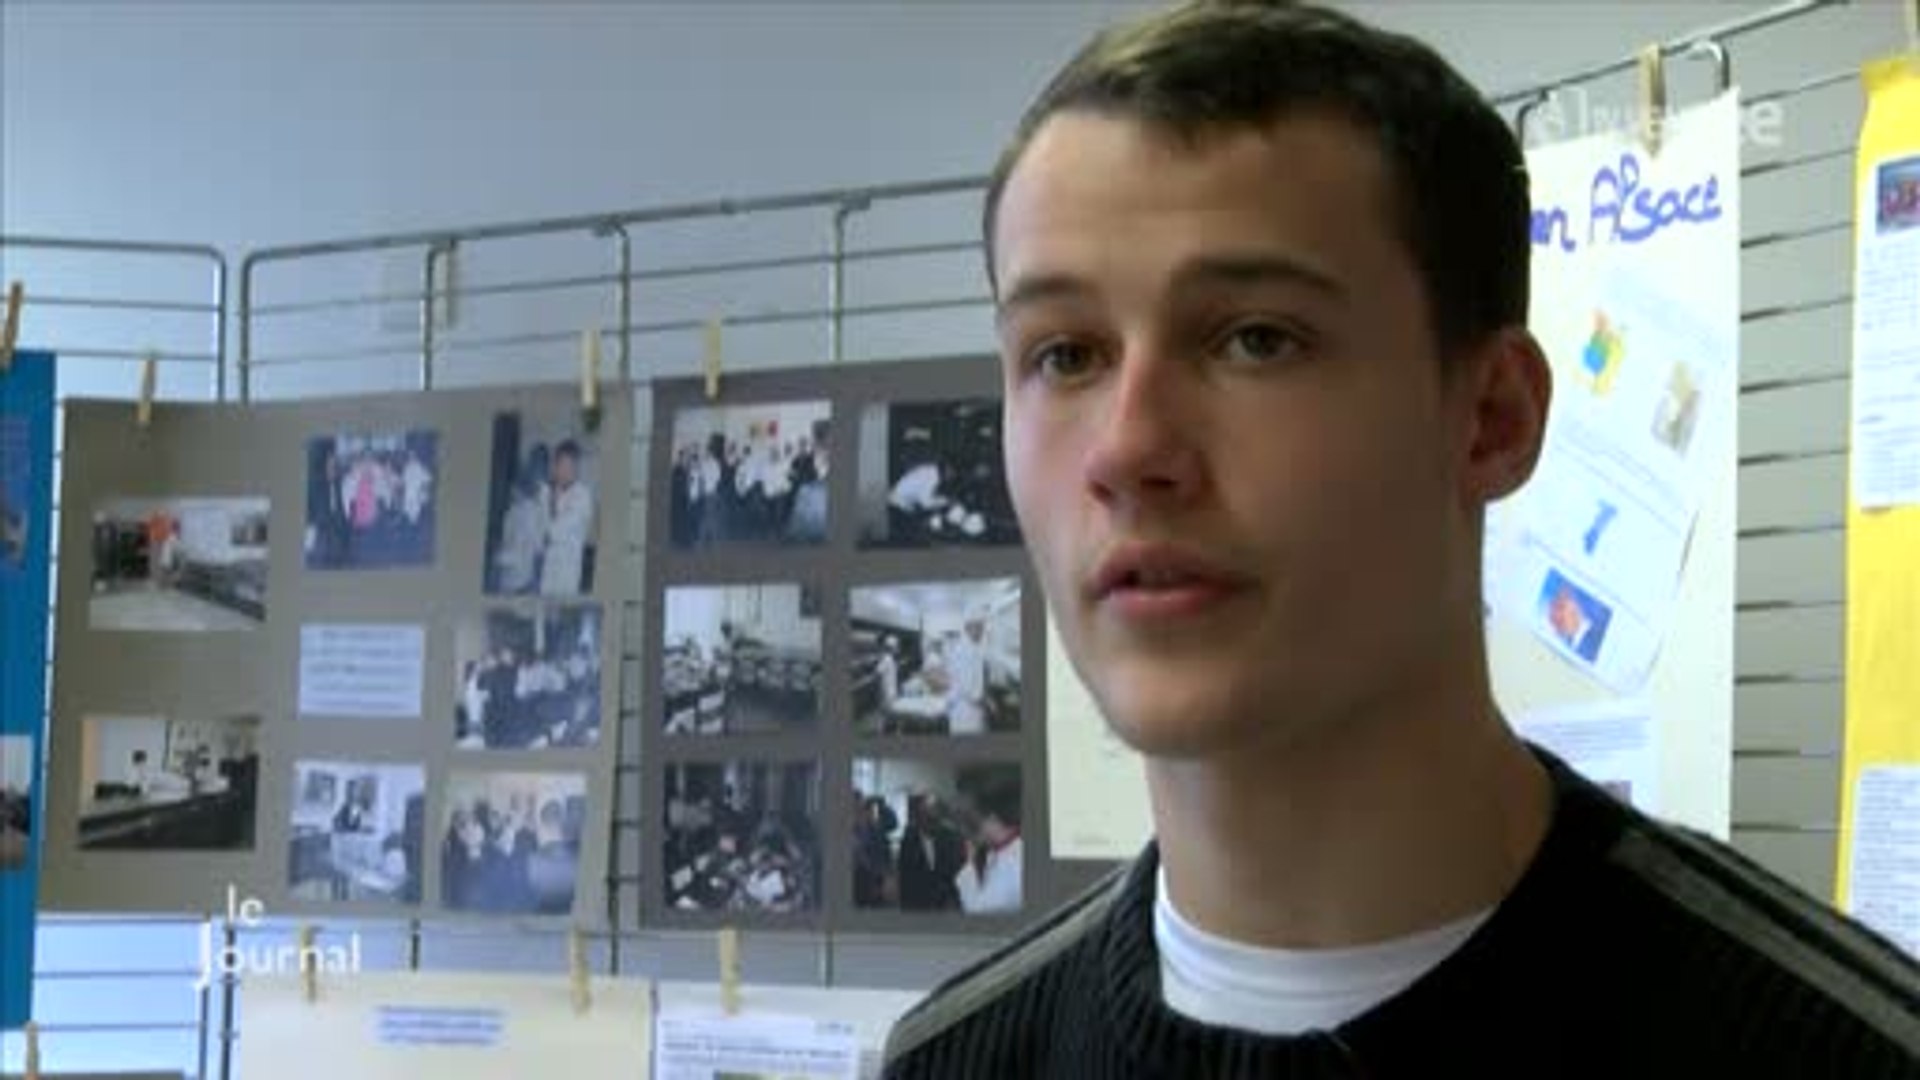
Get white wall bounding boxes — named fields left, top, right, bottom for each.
left=2, top=3, right=1788, bottom=248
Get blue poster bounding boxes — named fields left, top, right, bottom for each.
left=0, top=350, right=54, bottom=1030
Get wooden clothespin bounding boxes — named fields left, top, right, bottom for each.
left=568, top=926, right=592, bottom=1016
left=580, top=328, right=602, bottom=411
left=298, top=924, right=319, bottom=1003
left=580, top=327, right=603, bottom=434
left=0, top=280, right=23, bottom=373
left=1637, top=44, right=1667, bottom=156
left=702, top=318, right=724, bottom=401
left=136, top=351, right=158, bottom=429
left=717, top=926, right=741, bottom=1016
left=23, top=1019, right=40, bottom=1080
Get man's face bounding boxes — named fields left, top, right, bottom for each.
left=1548, top=588, right=1584, bottom=643
left=993, top=111, right=1488, bottom=759
left=552, top=453, right=577, bottom=489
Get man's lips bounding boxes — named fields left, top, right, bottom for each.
left=1086, top=542, right=1254, bottom=605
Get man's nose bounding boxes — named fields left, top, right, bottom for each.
left=1081, top=349, right=1204, bottom=509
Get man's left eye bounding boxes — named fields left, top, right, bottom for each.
left=1220, top=322, right=1305, bottom=366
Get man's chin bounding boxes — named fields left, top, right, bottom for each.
left=1100, top=697, right=1264, bottom=761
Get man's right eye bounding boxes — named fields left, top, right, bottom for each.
left=1030, top=340, right=1096, bottom=382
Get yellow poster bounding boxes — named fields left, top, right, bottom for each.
left=1835, top=53, right=1920, bottom=958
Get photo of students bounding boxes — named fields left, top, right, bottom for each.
left=668, top=401, right=832, bottom=549
left=89, top=497, right=269, bottom=632
left=483, top=409, right=599, bottom=597
left=454, top=604, right=603, bottom=750
left=0, top=735, right=33, bottom=871
left=1538, top=567, right=1614, bottom=664
left=440, top=770, right=586, bottom=916
left=662, top=584, right=822, bottom=736
left=77, top=714, right=260, bottom=850
left=662, top=761, right=821, bottom=915
left=1878, top=155, right=1920, bottom=236
left=857, top=398, right=1020, bottom=548
left=850, top=578, right=1022, bottom=736
left=852, top=758, right=1022, bottom=916
left=304, top=430, right=437, bottom=570
left=286, top=761, right=424, bottom=906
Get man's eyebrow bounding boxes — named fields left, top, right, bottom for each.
left=995, top=273, right=1094, bottom=324
left=994, top=254, right=1347, bottom=325
left=1172, top=254, right=1347, bottom=299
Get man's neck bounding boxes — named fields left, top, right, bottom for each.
left=1147, top=683, right=1550, bottom=951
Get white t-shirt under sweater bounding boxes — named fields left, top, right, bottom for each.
left=1154, top=867, right=1492, bottom=1035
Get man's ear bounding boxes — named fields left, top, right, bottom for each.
left=1456, top=327, right=1552, bottom=505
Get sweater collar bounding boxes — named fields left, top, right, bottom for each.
left=1093, top=747, right=1630, bottom=1073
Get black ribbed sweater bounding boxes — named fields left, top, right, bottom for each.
left=882, top=753, right=1920, bottom=1078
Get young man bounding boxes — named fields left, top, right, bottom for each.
left=882, top=2, right=1920, bottom=1076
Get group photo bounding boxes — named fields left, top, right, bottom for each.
left=483, top=409, right=599, bottom=597
left=440, top=770, right=587, bottom=916
left=662, top=761, right=821, bottom=915
left=857, top=398, right=1020, bottom=548
left=89, top=497, right=270, bottom=633
left=304, top=429, right=438, bottom=570
left=455, top=604, right=604, bottom=751
left=661, top=584, right=823, bottom=736
left=852, top=758, right=1022, bottom=916
left=286, top=760, right=424, bottom=906
left=849, top=578, right=1023, bottom=736
left=668, top=400, right=832, bottom=549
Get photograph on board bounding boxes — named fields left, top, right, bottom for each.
left=857, top=398, right=1019, bottom=548
left=662, top=584, right=822, bottom=736
left=853, top=758, right=1023, bottom=916
left=1877, top=154, right=1920, bottom=236
left=1536, top=567, right=1613, bottom=665
left=287, top=760, right=425, bottom=906
left=0, top=415, right=32, bottom=568
left=440, top=769, right=586, bottom=916
left=483, top=409, right=599, bottom=598
left=89, top=497, right=269, bottom=632
left=1, top=735, right=32, bottom=871
left=850, top=577, right=1022, bottom=736
left=304, top=429, right=438, bottom=570
left=1649, top=362, right=1702, bottom=457
left=77, top=714, right=260, bottom=851
left=454, top=604, right=604, bottom=751
left=663, top=760, right=821, bottom=915
left=668, top=400, right=831, bottom=549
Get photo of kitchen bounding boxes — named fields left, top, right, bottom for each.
left=77, top=713, right=261, bottom=850
left=661, top=583, right=823, bottom=736
left=849, top=577, right=1022, bottom=736
left=89, top=497, right=270, bottom=632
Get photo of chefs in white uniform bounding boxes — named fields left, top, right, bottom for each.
left=857, top=398, right=1021, bottom=549
left=849, top=577, right=1022, bottom=736
left=667, top=400, right=832, bottom=549
left=483, top=409, right=599, bottom=598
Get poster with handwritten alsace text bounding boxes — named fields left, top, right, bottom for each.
left=1489, top=92, right=1740, bottom=838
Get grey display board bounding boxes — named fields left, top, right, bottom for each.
left=43, top=388, right=629, bottom=927
left=642, top=356, right=1116, bottom=936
